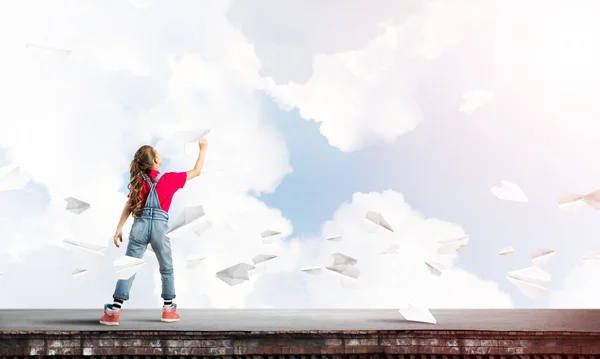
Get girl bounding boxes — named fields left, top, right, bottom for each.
left=100, top=138, right=208, bottom=326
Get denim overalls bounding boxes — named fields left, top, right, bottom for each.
left=113, top=172, right=175, bottom=301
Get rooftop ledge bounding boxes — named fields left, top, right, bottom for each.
left=2, top=309, right=600, bottom=357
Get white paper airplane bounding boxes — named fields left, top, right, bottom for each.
left=326, top=264, right=360, bottom=279
left=365, top=211, right=394, bottom=232
left=260, top=229, right=281, bottom=244
left=326, top=236, right=343, bottom=241
left=252, top=254, right=278, bottom=265
left=113, top=255, right=146, bottom=280
left=498, top=246, right=514, bottom=256
left=558, top=190, right=600, bottom=212
left=491, top=180, right=528, bottom=202
left=505, top=276, right=548, bottom=299
left=181, top=128, right=211, bottom=155
left=216, top=262, right=255, bottom=286
left=191, top=220, right=212, bottom=237
left=398, top=304, right=437, bottom=324
left=26, top=43, right=72, bottom=55
left=71, top=268, right=87, bottom=277
left=506, top=266, right=550, bottom=285
left=379, top=244, right=400, bottom=255
left=332, top=253, right=357, bottom=266
left=167, top=205, right=205, bottom=235
left=531, top=249, right=555, bottom=267
left=459, top=89, right=494, bottom=114
left=301, top=267, right=323, bottom=275
left=581, top=251, right=600, bottom=261
left=0, top=165, right=31, bottom=192
left=186, top=256, right=205, bottom=269
left=425, top=262, right=445, bottom=277
left=65, top=197, right=91, bottom=214
left=62, top=239, right=106, bottom=257
left=437, top=235, right=469, bottom=255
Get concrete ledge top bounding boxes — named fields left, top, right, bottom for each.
left=2, top=309, right=600, bottom=333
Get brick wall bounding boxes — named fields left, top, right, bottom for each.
left=3, top=330, right=600, bottom=357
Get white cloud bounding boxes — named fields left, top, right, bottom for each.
left=548, top=261, right=600, bottom=308
left=244, top=190, right=513, bottom=309
left=251, top=0, right=492, bottom=152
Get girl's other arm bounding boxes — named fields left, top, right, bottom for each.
left=186, top=138, right=208, bottom=181
left=114, top=200, right=132, bottom=248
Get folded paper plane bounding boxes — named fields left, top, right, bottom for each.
left=505, top=276, right=548, bottom=299
left=191, top=220, right=213, bottom=237
left=0, top=165, right=30, bottom=192
left=326, top=264, right=360, bottom=279
left=186, top=256, right=205, bottom=269
left=365, top=211, right=394, bottom=232
left=260, top=229, right=281, bottom=244
left=26, top=43, right=72, bottom=55
left=425, top=262, right=444, bottom=277
left=459, top=89, right=494, bottom=114
left=301, top=267, right=323, bottom=275
left=65, top=197, right=91, bottom=214
left=182, top=129, right=211, bottom=155
left=113, top=255, right=146, bottom=280
left=398, top=304, right=437, bottom=324
left=216, top=262, right=255, bottom=286
left=531, top=249, right=555, bottom=267
left=167, top=205, right=205, bottom=235
left=326, top=236, right=343, bottom=241
left=558, top=190, right=600, bottom=212
left=63, top=239, right=106, bottom=257
left=498, top=246, right=514, bottom=256
left=71, top=268, right=87, bottom=277
left=379, top=244, right=400, bottom=255
left=252, top=254, right=278, bottom=265
left=332, top=253, right=357, bottom=266
left=491, top=180, right=528, bottom=202
left=437, top=235, right=469, bottom=255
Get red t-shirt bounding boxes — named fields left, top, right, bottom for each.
left=128, top=170, right=187, bottom=212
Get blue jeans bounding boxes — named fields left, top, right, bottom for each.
left=113, top=208, right=175, bottom=300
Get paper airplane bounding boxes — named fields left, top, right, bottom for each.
left=498, top=246, right=514, bottom=256
left=65, top=197, right=91, bottom=214
left=332, top=253, right=357, bottom=266
left=62, top=239, right=106, bottom=256
left=0, top=165, right=30, bottom=192
left=437, top=235, right=469, bottom=255
left=365, top=211, right=394, bottom=232
left=491, top=180, right=528, bottom=202
left=216, top=262, right=255, bottom=286
left=301, top=267, right=323, bottom=275
left=186, top=256, right=205, bottom=269
left=26, top=43, right=72, bottom=55
left=558, top=190, right=600, bottom=212
left=379, top=244, right=400, bottom=255
left=425, top=262, right=444, bottom=277
left=531, top=249, right=555, bottom=266
left=326, top=264, right=360, bottom=279
left=326, top=236, right=343, bottom=241
left=252, top=254, right=278, bottom=265
left=398, top=304, right=437, bottom=324
left=582, top=252, right=600, bottom=261
left=506, top=276, right=548, bottom=299
left=506, top=266, right=550, bottom=285
left=182, top=129, right=211, bottom=155
left=71, top=268, right=87, bottom=277
left=260, top=230, right=281, bottom=244
left=113, top=255, right=146, bottom=280
left=167, top=205, right=205, bottom=235
left=191, top=220, right=212, bottom=237
left=459, top=89, right=494, bottom=114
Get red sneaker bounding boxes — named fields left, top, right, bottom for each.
left=161, top=303, right=180, bottom=322
left=99, top=304, right=121, bottom=326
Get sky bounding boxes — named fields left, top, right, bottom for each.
left=1, top=0, right=600, bottom=312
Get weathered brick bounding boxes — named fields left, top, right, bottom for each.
left=165, top=339, right=183, bottom=347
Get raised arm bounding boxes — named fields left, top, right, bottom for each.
left=186, top=138, right=208, bottom=181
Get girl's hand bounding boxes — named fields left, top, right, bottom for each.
left=198, top=138, right=208, bottom=151
left=114, top=229, right=123, bottom=248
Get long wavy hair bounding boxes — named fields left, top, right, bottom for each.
left=128, top=145, right=157, bottom=218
